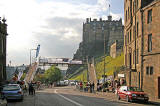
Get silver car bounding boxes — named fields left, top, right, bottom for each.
left=2, top=84, right=23, bottom=101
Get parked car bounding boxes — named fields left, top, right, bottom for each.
left=1, top=84, right=24, bottom=101
left=117, top=86, right=149, bottom=102
left=70, top=81, right=75, bottom=86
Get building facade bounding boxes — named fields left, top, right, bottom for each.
left=6, top=66, right=16, bottom=80
left=110, top=41, right=123, bottom=58
left=124, top=0, right=160, bottom=99
left=74, top=16, right=124, bottom=60
left=0, top=17, right=7, bottom=84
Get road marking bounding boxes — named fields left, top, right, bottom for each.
left=54, top=89, right=84, bottom=106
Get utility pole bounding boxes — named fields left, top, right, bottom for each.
left=86, top=56, right=89, bottom=82
left=102, top=26, right=106, bottom=83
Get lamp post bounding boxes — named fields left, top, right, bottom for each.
left=83, top=56, right=89, bottom=82
left=30, top=49, right=37, bottom=66
left=102, top=26, right=106, bottom=83
left=86, top=56, right=89, bottom=82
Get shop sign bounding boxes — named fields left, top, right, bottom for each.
left=118, top=74, right=125, bottom=78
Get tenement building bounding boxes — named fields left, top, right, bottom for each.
left=0, top=17, right=7, bottom=84
left=74, top=16, right=124, bottom=60
left=124, top=0, right=160, bottom=99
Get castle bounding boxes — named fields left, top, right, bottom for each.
left=74, top=15, right=124, bottom=60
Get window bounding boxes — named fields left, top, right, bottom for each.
left=133, top=0, right=135, bottom=13
left=133, top=50, right=135, bottom=64
left=125, top=35, right=127, bottom=45
left=148, top=9, right=152, bottom=23
left=129, top=53, right=132, bottom=68
left=128, top=7, right=130, bottom=19
left=126, top=10, right=128, bottom=22
left=136, top=49, right=139, bottom=64
left=128, top=32, right=129, bottom=43
left=148, top=34, right=152, bottom=52
left=146, top=67, right=149, bottom=75
left=133, top=26, right=136, bottom=40
left=125, top=54, right=127, bottom=65
left=150, top=67, right=154, bottom=75
left=130, top=29, right=132, bottom=41
left=137, top=22, right=139, bottom=36
left=130, top=2, right=132, bottom=16
left=146, top=66, right=154, bottom=75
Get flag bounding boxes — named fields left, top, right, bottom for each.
left=36, top=44, right=40, bottom=58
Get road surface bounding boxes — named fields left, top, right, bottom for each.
left=8, top=86, right=159, bottom=106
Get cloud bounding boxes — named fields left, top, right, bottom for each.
left=33, top=33, right=79, bottom=58
left=0, top=0, right=123, bottom=65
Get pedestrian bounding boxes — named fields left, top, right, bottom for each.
left=50, top=82, right=53, bottom=88
left=89, top=82, right=92, bottom=93
left=28, top=82, right=33, bottom=95
left=97, top=82, right=99, bottom=91
left=33, top=85, right=35, bottom=95
left=92, top=82, right=95, bottom=92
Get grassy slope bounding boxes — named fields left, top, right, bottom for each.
left=96, top=53, right=124, bottom=79
left=69, top=69, right=87, bottom=82
left=70, top=53, right=124, bottom=81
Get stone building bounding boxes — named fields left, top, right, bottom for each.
left=124, top=0, right=160, bottom=99
left=110, top=40, right=123, bottom=58
left=74, top=16, right=124, bottom=60
left=0, top=17, right=7, bottom=84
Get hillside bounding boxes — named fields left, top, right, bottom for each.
left=70, top=53, right=124, bottom=81
left=95, top=53, right=124, bottom=79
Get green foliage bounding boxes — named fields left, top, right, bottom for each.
left=44, top=66, right=62, bottom=83
left=69, top=69, right=87, bottom=82
left=34, top=74, right=45, bottom=83
left=96, top=53, right=124, bottom=79
left=70, top=53, right=124, bottom=82
left=67, top=66, right=86, bottom=79
left=20, top=73, right=26, bottom=80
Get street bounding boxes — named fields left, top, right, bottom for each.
left=7, top=86, right=159, bottom=106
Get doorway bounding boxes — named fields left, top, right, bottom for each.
left=158, top=77, right=160, bottom=98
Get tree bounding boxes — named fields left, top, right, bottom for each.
left=34, top=74, right=45, bottom=83
left=44, top=66, right=62, bottom=83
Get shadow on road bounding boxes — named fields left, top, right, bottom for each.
left=36, top=89, right=160, bottom=106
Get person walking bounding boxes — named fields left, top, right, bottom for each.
left=28, top=82, right=33, bottom=95
left=89, top=82, right=92, bottom=93
left=92, top=82, right=95, bottom=92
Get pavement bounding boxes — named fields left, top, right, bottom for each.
left=7, top=86, right=160, bottom=106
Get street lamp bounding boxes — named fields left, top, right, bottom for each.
left=30, top=49, right=37, bottom=66
left=83, top=56, right=89, bottom=82
left=102, top=26, right=106, bottom=83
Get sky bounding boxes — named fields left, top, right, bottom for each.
left=0, top=0, right=124, bottom=66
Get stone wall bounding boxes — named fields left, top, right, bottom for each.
left=74, top=16, right=124, bottom=60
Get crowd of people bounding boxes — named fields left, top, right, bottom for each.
left=77, top=81, right=95, bottom=93
left=76, top=78, right=126, bottom=94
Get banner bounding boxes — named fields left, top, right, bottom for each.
left=36, top=44, right=40, bottom=58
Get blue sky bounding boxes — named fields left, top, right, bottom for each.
left=0, top=0, right=124, bottom=65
